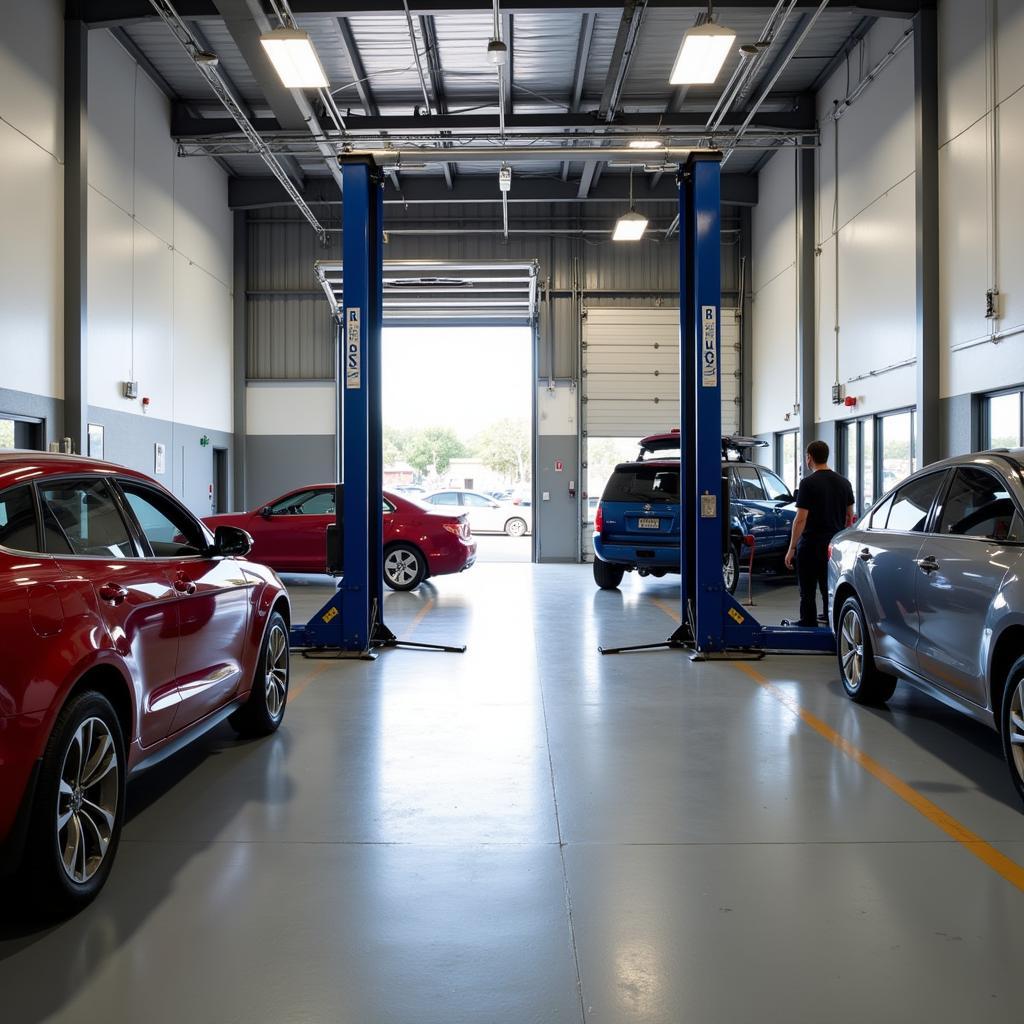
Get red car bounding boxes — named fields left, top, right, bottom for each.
left=0, top=451, right=290, bottom=912
left=204, top=485, right=477, bottom=591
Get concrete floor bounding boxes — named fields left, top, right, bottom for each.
left=3, top=564, right=1024, bottom=1023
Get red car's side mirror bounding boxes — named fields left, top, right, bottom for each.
left=260, top=506, right=273, bottom=519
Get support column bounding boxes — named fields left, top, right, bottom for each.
left=64, top=11, right=88, bottom=454
left=232, top=211, right=247, bottom=508
left=739, top=205, right=753, bottom=436
left=914, top=7, right=940, bottom=467
left=796, top=145, right=816, bottom=457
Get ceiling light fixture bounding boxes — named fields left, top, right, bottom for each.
left=487, top=38, right=508, bottom=65
left=669, top=4, right=736, bottom=86
left=613, top=167, right=648, bottom=242
left=260, top=27, right=329, bottom=89
left=628, top=139, right=664, bottom=150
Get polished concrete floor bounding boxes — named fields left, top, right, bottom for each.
left=3, top=564, right=1024, bottom=1023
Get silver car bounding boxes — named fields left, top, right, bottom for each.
left=828, top=450, right=1024, bottom=804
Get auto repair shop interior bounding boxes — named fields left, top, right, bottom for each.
left=2, top=1, right=1024, bottom=1022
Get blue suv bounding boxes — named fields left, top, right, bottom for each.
left=592, top=432, right=798, bottom=592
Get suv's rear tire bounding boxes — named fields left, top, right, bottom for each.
left=24, top=691, right=126, bottom=915
left=836, top=596, right=897, bottom=704
left=723, top=543, right=740, bottom=595
left=230, top=611, right=289, bottom=737
left=593, top=559, right=625, bottom=590
left=999, top=655, right=1024, bottom=806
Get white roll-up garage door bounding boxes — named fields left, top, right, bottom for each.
left=582, top=306, right=740, bottom=437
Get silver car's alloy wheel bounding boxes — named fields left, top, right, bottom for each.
left=265, top=623, right=289, bottom=720
left=839, top=608, right=865, bottom=690
left=1009, top=679, right=1024, bottom=782
left=56, top=717, right=119, bottom=885
left=505, top=518, right=527, bottom=537
left=385, top=548, right=420, bottom=587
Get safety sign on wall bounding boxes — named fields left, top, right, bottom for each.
left=701, top=305, right=717, bottom=388
left=346, top=308, right=361, bottom=389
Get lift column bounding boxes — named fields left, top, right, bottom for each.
left=337, top=158, right=386, bottom=653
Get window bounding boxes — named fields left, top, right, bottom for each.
left=0, top=485, right=41, bottom=552
left=775, top=431, right=799, bottom=495
left=880, top=410, right=915, bottom=491
left=38, top=479, right=136, bottom=558
left=462, top=493, right=493, bottom=507
left=119, top=481, right=207, bottom=557
left=428, top=491, right=459, bottom=506
left=936, top=467, right=1021, bottom=542
left=0, top=415, right=44, bottom=451
left=731, top=465, right=768, bottom=501
left=268, top=489, right=334, bottom=515
left=885, top=472, right=945, bottom=533
left=867, top=494, right=893, bottom=529
left=759, top=467, right=792, bottom=501
left=603, top=467, right=680, bottom=504
left=985, top=390, right=1023, bottom=449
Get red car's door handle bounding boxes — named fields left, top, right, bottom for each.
left=98, top=582, right=128, bottom=605
left=174, top=578, right=198, bottom=595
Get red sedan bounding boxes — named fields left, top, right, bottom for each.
left=0, top=451, right=290, bottom=913
left=204, top=485, right=476, bottom=591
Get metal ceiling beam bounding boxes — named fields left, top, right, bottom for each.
left=84, top=1, right=930, bottom=25
left=211, top=0, right=343, bottom=189
left=579, top=0, right=646, bottom=199
left=173, top=105, right=816, bottom=136
left=419, top=14, right=455, bottom=188
left=229, top=169, right=758, bottom=208
left=502, top=12, right=514, bottom=124
left=560, top=12, right=594, bottom=181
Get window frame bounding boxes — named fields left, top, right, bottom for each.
left=841, top=406, right=918, bottom=516
left=758, top=466, right=793, bottom=502
left=774, top=429, right=799, bottom=496
left=113, top=477, right=213, bottom=560
left=879, top=469, right=949, bottom=536
left=0, top=482, right=48, bottom=556
left=34, top=474, right=145, bottom=560
left=983, top=386, right=1024, bottom=450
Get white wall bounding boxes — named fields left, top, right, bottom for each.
left=938, top=0, right=1024, bottom=398
left=246, top=383, right=336, bottom=436
left=0, top=0, right=64, bottom=401
left=751, top=148, right=797, bottom=436
left=86, top=29, right=233, bottom=432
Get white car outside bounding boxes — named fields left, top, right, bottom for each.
left=422, top=489, right=532, bottom=536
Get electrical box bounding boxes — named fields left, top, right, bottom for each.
left=986, top=289, right=1000, bottom=319
left=123, top=381, right=139, bottom=399
left=831, top=383, right=845, bottom=405
left=498, top=166, right=511, bottom=193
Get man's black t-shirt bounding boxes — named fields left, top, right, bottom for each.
left=795, top=469, right=855, bottom=544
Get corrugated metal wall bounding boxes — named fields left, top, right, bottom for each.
left=245, top=201, right=743, bottom=384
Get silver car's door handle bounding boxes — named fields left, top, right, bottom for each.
left=917, top=555, right=939, bottom=573
left=858, top=548, right=872, bottom=562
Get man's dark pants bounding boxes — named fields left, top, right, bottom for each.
left=796, top=538, right=829, bottom=627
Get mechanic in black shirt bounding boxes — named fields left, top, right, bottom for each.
left=784, top=440, right=855, bottom=627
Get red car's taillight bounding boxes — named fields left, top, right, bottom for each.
left=443, top=522, right=461, bottom=536
left=594, top=503, right=603, bottom=532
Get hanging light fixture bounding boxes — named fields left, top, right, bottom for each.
left=669, top=3, right=736, bottom=85
left=260, top=27, right=330, bottom=89
left=613, top=167, right=648, bottom=241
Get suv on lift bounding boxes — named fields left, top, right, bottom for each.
left=591, top=432, right=798, bottom=592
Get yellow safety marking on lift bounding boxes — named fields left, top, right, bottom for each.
left=321, top=607, right=339, bottom=624
left=647, top=596, right=1024, bottom=894
left=727, top=607, right=745, bottom=625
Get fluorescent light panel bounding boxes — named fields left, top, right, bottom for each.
left=260, top=27, right=329, bottom=89
left=612, top=211, right=649, bottom=241
left=628, top=139, right=664, bottom=150
left=670, top=22, right=736, bottom=85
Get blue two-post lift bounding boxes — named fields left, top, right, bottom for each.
left=600, top=152, right=835, bottom=658
left=287, top=151, right=832, bottom=659
left=288, top=158, right=464, bottom=657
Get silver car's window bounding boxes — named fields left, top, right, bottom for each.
left=884, top=473, right=944, bottom=533
left=430, top=492, right=460, bottom=506
left=120, top=482, right=207, bottom=557
left=0, top=484, right=42, bottom=553
left=462, top=493, right=492, bottom=507
left=38, top=479, right=136, bottom=558
left=936, top=467, right=1020, bottom=542
left=867, top=494, right=893, bottom=529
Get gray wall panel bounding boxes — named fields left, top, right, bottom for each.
left=940, top=393, right=975, bottom=457
left=536, top=435, right=579, bottom=562
left=245, top=435, right=336, bottom=509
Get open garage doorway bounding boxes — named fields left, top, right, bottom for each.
left=314, top=260, right=539, bottom=564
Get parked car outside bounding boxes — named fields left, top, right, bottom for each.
left=204, top=485, right=476, bottom=591
left=0, top=451, right=290, bottom=912
left=828, top=450, right=1024, bottom=804
left=422, top=488, right=532, bottom=537
left=591, top=432, right=798, bottom=593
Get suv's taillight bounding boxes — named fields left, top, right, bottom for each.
left=827, top=543, right=833, bottom=558
left=594, top=503, right=603, bottom=532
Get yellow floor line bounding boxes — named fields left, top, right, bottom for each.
left=649, top=597, right=1024, bottom=893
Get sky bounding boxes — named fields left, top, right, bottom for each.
left=382, top=327, right=532, bottom=437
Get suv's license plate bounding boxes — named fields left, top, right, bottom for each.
left=637, top=517, right=660, bottom=529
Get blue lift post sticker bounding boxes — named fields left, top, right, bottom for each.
left=345, top=308, right=361, bottom=389
left=701, top=305, right=717, bottom=387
